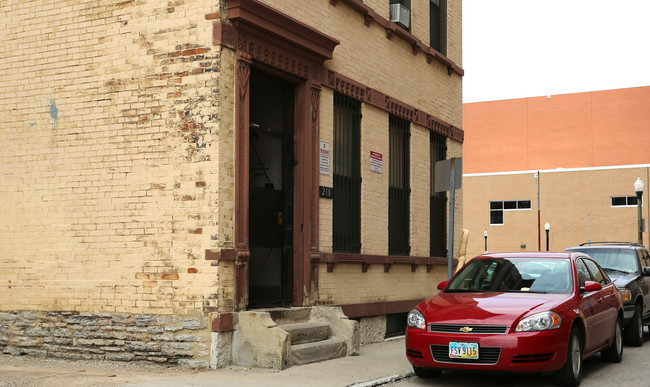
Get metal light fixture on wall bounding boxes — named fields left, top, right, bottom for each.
left=484, top=229, right=488, bottom=253
left=635, top=178, right=644, bottom=246
left=545, top=222, right=550, bottom=251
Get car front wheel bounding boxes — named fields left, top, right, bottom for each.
left=554, top=327, right=583, bottom=387
left=623, top=304, right=643, bottom=347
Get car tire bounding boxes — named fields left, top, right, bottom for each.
left=412, top=366, right=442, bottom=378
left=623, top=304, right=643, bottom=347
left=554, top=327, right=583, bottom=387
left=601, top=316, right=623, bottom=363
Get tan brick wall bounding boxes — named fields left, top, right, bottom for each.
left=463, top=167, right=650, bottom=259
left=2, top=0, right=462, bottom=323
left=0, top=0, right=231, bottom=316
left=410, top=124, right=431, bottom=257
left=318, top=263, right=448, bottom=306
left=319, top=88, right=335, bottom=252
left=360, top=106, right=390, bottom=255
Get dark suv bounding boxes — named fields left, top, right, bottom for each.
left=566, top=242, right=650, bottom=346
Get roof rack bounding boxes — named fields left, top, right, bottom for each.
left=578, top=241, right=644, bottom=247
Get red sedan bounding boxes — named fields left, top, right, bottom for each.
left=406, top=252, right=623, bottom=387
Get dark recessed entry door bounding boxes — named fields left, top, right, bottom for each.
left=248, top=69, right=294, bottom=308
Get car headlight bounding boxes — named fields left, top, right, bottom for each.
left=515, top=311, right=561, bottom=332
left=619, top=288, right=632, bottom=303
left=407, top=309, right=426, bottom=330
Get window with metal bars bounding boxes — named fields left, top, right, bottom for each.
left=389, top=115, right=410, bottom=256
left=333, top=93, right=361, bottom=253
left=430, top=132, right=447, bottom=257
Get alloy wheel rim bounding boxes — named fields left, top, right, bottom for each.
left=637, top=313, right=643, bottom=342
left=617, top=320, right=623, bottom=353
left=571, top=335, right=581, bottom=377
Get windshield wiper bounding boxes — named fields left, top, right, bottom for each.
left=445, top=289, right=483, bottom=293
left=504, top=290, right=548, bottom=294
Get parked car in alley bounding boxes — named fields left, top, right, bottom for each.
left=566, top=242, right=650, bottom=346
left=406, top=252, right=623, bottom=387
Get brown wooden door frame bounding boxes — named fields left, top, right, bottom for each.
left=234, top=57, right=321, bottom=309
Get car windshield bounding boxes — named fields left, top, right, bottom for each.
left=571, top=248, right=637, bottom=273
left=447, top=257, right=573, bottom=294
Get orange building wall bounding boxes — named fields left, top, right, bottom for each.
left=463, top=86, right=650, bottom=174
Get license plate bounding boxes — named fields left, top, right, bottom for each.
left=449, top=342, right=479, bottom=359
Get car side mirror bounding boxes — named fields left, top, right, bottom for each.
left=581, top=280, right=602, bottom=293
left=437, top=281, right=449, bottom=290
left=643, top=267, right=650, bottom=276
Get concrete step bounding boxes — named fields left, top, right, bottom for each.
left=291, top=337, right=348, bottom=365
left=267, top=307, right=312, bottom=325
left=280, top=321, right=331, bottom=345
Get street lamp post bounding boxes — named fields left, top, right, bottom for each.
left=545, top=222, right=550, bottom=251
left=635, top=178, right=644, bottom=246
left=484, top=229, right=488, bottom=253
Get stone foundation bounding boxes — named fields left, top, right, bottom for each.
left=359, top=316, right=387, bottom=345
left=0, top=311, right=210, bottom=367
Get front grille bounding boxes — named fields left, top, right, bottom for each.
left=429, top=324, right=508, bottom=334
left=512, top=353, right=554, bottom=363
left=430, top=344, right=501, bottom=365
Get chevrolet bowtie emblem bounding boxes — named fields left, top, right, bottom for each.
left=460, top=326, right=473, bottom=333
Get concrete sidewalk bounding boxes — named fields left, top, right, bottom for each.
left=0, top=337, right=413, bottom=387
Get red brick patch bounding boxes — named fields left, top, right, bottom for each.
left=151, top=183, right=165, bottom=190
left=212, top=313, right=234, bottom=332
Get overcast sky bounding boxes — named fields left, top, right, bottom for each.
left=462, top=0, right=650, bottom=103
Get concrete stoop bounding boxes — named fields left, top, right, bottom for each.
left=232, top=306, right=360, bottom=369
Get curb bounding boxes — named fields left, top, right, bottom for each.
left=348, top=370, right=414, bottom=387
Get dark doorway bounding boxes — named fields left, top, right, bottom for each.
left=248, top=69, right=295, bottom=308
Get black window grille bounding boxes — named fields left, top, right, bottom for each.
left=333, top=93, right=361, bottom=253
left=389, top=115, right=410, bottom=256
left=430, top=132, right=447, bottom=257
